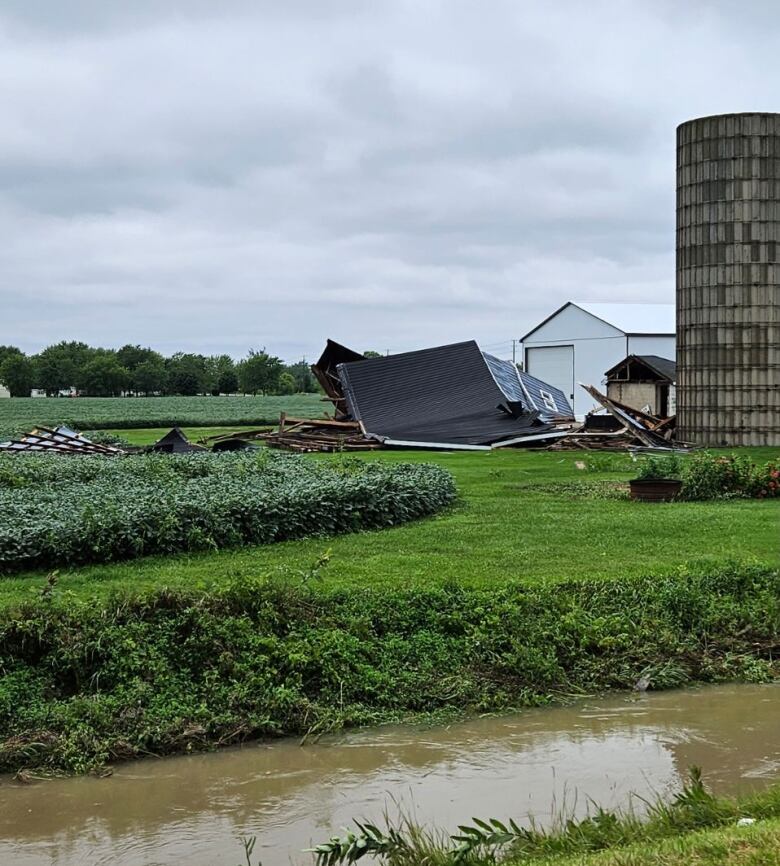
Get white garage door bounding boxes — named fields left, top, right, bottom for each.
left=525, top=345, right=575, bottom=403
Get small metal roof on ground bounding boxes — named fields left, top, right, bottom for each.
left=605, top=355, right=676, bottom=383
left=149, top=427, right=206, bottom=454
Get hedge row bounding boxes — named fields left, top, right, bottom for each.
left=0, top=564, right=777, bottom=773
left=0, top=452, right=456, bottom=571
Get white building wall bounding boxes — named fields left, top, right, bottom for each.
left=523, top=306, right=629, bottom=416
left=626, top=335, right=677, bottom=359
left=0, top=385, right=9, bottom=399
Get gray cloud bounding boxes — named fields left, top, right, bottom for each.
left=2, top=1, right=779, bottom=361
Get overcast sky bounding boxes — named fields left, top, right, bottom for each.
left=1, top=1, right=778, bottom=362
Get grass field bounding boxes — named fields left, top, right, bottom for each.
left=1, top=442, right=777, bottom=605
left=525, top=821, right=780, bottom=866
left=0, top=394, right=324, bottom=436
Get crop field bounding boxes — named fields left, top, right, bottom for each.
left=0, top=394, right=324, bottom=437
left=0, top=451, right=455, bottom=572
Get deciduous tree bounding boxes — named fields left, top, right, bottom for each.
left=0, top=353, right=34, bottom=397
left=237, top=349, right=283, bottom=395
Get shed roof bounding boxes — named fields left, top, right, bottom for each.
left=605, top=354, right=676, bottom=383
left=521, top=301, right=675, bottom=341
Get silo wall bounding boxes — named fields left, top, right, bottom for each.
left=676, top=112, right=780, bottom=446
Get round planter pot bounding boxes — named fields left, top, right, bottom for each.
left=629, top=478, right=682, bottom=502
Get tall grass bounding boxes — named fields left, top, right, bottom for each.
left=1, top=563, right=776, bottom=774
left=303, top=771, right=780, bottom=865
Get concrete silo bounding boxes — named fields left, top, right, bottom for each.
left=676, top=112, right=780, bottom=446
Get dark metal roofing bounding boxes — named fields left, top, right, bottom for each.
left=337, top=340, right=554, bottom=446
left=604, top=354, right=676, bottom=383
left=150, top=427, right=206, bottom=454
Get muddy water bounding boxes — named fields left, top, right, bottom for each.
left=2, top=684, right=778, bottom=866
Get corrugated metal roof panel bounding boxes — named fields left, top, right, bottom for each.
left=338, top=340, right=554, bottom=446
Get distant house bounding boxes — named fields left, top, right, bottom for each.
left=0, top=385, right=9, bottom=399
left=605, top=355, right=676, bottom=417
left=520, top=302, right=675, bottom=416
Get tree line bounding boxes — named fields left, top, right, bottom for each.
left=0, top=342, right=321, bottom=397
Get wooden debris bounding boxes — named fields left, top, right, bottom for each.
left=207, top=416, right=380, bottom=453
left=544, top=385, right=690, bottom=452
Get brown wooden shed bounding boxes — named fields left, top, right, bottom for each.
left=604, top=355, right=676, bottom=418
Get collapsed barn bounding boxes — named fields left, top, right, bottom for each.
left=260, top=339, right=572, bottom=451
left=247, top=339, right=685, bottom=453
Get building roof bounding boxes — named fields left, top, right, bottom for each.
left=605, top=354, right=676, bottom=383
left=575, top=302, right=675, bottom=335
left=337, top=340, right=558, bottom=447
left=483, top=352, right=573, bottom=421
left=521, top=301, right=675, bottom=342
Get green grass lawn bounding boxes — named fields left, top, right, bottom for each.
left=1, top=443, right=777, bottom=607
left=496, top=819, right=780, bottom=866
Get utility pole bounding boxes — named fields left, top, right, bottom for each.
left=512, top=339, right=517, bottom=365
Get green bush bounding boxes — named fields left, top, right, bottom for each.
left=0, top=452, right=456, bottom=571
left=0, top=563, right=776, bottom=773
left=679, top=452, right=780, bottom=501
left=634, top=454, right=683, bottom=481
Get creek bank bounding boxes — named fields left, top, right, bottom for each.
left=0, top=563, right=777, bottom=774
left=2, top=684, right=779, bottom=866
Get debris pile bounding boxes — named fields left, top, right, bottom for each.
left=205, top=416, right=380, bottom=453
left=258, top=339, right=576, bottom=452
left=0, top=426, right=126, bottom=455
left=262, top=417, right=380, bottom=452
left=547, top=385, right=684, bottom=451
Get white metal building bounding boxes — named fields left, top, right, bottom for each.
left=521, top=302, right=675, bottom=417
